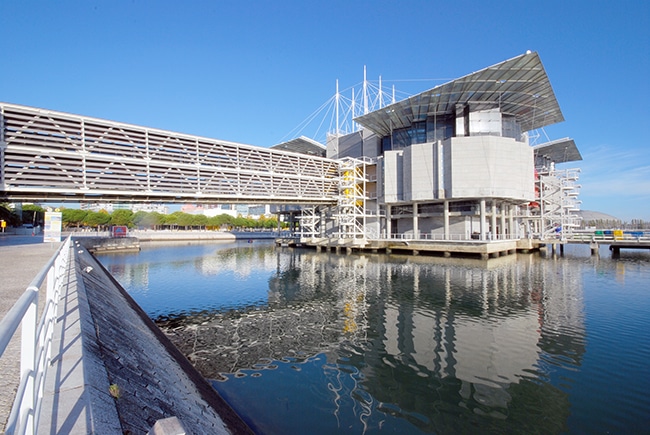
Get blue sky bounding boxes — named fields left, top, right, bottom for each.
left=1, top=0, right=648, bottom=221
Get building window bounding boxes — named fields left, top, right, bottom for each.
left=426, top=114, right=454, bottom=142
left=502, top=114, right=522, bottom=140
left=469, top=108, right=502, bottom=136
left=379, top=109, right=522, bottom=155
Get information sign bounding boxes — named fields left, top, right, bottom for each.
left=44, top=212, right=62, bottom=243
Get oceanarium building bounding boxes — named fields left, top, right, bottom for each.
left=298, top=51, right=582, bottom=243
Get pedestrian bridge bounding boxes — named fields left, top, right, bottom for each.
left=0, top=103, right=340, bottom=205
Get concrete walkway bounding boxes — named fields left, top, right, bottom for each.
left=0, top=233, right=62, bottom=432
left=2, top=233, right=252, bottom=434
left=60, top=241, right=250, bottom=434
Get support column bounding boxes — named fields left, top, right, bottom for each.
left=443, top=200, right=449, bottom=240
left=491, top=201, right=497, bottom=241
left=386, top=205, right=392, bottom=239
left=500, top=202, right=506, bottom=240
left=508, top=205, right=515, bottom=238
left=413, top=203, right=419, bottom=240
left=319, top=211, right=325, bottom=237
left=479, top=199, right=486, bottom=241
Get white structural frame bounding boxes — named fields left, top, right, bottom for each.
left=535, top=167, right=582, bottom=239
left=0, top=103, right=340, bottom=205
left=334, top=157, right=368, bottom=239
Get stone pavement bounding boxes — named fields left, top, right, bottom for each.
left=0, top=233, right=62, bottom=432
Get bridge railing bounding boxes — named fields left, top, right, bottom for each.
left=0, top=236, right=71, bottom=435
left=387, top=232, right=520, bottom=242
left=568, top=230, right=650, bottom=243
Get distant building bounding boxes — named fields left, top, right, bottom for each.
left=81, top=202, right=169, bottom=214
left=181, top=203, right=272, bottom=219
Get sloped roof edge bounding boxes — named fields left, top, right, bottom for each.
left=354, top=51, right=564, bottom=137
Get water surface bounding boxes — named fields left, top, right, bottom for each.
left=98, top=241, right=650, bottom=434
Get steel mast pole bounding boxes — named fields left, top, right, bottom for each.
left=335, top=79, right=340, bottom=135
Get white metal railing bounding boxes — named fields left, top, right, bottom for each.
left=568, top=230, right=650, bottom=243
left=0, top=236, right=71, bottom=435
left=386, top=233, right=520, bottom=242
left=62, top=230, right=111, bottom=238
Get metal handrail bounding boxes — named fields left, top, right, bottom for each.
left=387, top=233, right=519, bottom=242
left=0, top=236, right=71, bottom=435
left=567, top=230, right=650, bottom=243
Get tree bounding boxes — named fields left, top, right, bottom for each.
left=232, top=215, right=257, bottom=230
left=21, top=203, right=45, bottom=226
left=191, top=214, right=208, bottom=229
left=133, top=211, right=165, bottom=229
left=132, top=211, right=149, bottom=227
left=163, top=211, right=182, bottom=229
left=21, top=204, right=45, bottom=212
left=85, top=211, right=111, bottom=229
left=207, top=213, right=233, bottom=229
left=263, top=217, right=279, bottom=229
left=62, top=209, right=88, bottom=229
left=0, top=203, right=21, bottom=227
left=111, top=209, right=134, bottom=227
left=175, top=212, right=195, bottom=229
left=15, top=206, right=284, bottom=232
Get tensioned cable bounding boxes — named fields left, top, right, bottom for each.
left=278, top=77, right=452, bottom=145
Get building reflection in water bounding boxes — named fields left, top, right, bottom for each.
left=108, top=244, right=585, bottom=432
left=267, top=251, right=582, bottom=430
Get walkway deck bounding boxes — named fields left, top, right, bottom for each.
left=294, top=236, right=535, bottom=259
left=565, top=231, right=650, bottom=256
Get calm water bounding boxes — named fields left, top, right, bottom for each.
left=97, top=241, right=650, bottom=434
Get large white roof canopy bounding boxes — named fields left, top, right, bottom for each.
left=354, top=51, right=564, bottom=137
left=533, top=138, right=582, bottom=163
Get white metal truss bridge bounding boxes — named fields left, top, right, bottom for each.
left=0, top=103, right=342, bottom=205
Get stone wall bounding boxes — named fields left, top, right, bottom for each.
left=48, top=241, right=252, bottom=434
